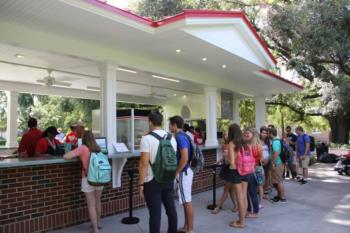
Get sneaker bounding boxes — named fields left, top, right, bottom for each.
left=296, top=176, right=302, bottom=181
left=301, top=180, right=308, bottom=184
left=177, top=227, right=187, bottom=233
left=279, top=198, right=287, bottom=202
left=270, top=196, right=280, bottom=202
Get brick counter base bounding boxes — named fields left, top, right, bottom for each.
left=0, top=149, right=223, bottom=233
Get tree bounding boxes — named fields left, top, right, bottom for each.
left=264, top=0, right=350, bottom=143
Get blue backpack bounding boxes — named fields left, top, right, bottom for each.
left=87, top=152, right=112, bottom=186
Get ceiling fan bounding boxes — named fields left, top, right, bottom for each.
left=36, top=70, right=72, bottom=87
left=146, top=86, right=167, bottom=100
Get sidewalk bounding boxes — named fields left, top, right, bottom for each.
left=51, top=163, right=350, bottom=233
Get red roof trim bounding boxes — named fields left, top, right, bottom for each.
left=260, top=70, right=303, bottom=89
left=87, top=0, right=277, bottom=64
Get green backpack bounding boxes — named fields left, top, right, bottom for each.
left=149, top=132, right=178, bottom=183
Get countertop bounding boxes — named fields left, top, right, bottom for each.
left=0, top=145, right=218, bottom=168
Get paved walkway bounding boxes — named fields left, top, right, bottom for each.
left=51, top=163, right=350, bottom=233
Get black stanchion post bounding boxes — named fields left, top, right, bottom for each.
left=122, top=169, right=140, bottom=224
left=207, top=164, right=218, bottom=210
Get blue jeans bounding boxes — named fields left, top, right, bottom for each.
left=247, top=174, right=259, bottom=213
left=144, top=178, right=178, bottom=233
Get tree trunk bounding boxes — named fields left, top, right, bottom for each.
left=327, top=115, right=350, bottom=144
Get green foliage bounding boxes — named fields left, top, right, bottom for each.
left=239, top=98, right=255, bottom=127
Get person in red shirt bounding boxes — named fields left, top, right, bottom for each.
left=17, top=118, right=42, bottom=157
left=64, top=125, right=78, bottom=146
left=194, top=127, right=204, bottom=145
left=35, top=126, right=61, bottom=156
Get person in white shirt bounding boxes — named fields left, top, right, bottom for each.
left=138, top=111, right=178, bottom=233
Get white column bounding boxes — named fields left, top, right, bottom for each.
left=255, top=95, right=266, bottom=129
left=6, top=91, right=19, bottom=148
left=99, top=63, right=117, bottom=154
left=205, top=87, right=218, bottom=147
left=232, top=95, right=240, bottom=124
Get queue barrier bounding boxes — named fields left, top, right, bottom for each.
left=121, top=169, right=140, bottom=224
left=204, top=163, right=220, bottom=210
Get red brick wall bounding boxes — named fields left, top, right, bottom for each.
left=0, top=149, right=220, bottom=233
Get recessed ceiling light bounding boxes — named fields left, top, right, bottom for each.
left=15, top=54, right=25, bottom=58
left=222, top=64, right=227, bottom=69
left=202, top=57, right=207, bottom=61
left=173, top=94, right=177, bottom=97
left=176, top=49, right=181, bottom=53
left=117, top=68, right=137, bottom=74
left=151, top=75, right=180, bottom=83
left=183, top=95, right=187, bottom=99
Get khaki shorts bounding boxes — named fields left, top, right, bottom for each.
left=271, top=164, right=283, bottom=184
left=298, top=156, right=310, bottom=169
left=81, top=177, right=104, bottom=193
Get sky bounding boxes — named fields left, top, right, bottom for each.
left=101, top=0, right=138, bottom=9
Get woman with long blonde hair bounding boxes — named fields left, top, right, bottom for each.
left=244, top=127, right=264, bottom=217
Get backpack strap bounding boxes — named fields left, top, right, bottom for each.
left=149, top=131, right=163, bottom=141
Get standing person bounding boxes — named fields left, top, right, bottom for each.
left=34, top=126, right=62, bottom=156
left=169, top=116, right=194, bottom=233
left=268, top=127, right=286, bottom=202
left=244, top=127, right=264, bottom=215
left=193, top=128, right=204, bottom=145
left=64, top=125, right=78, bottom=147
left=183, top=123, right=194, bottom=142
left=138, top=111, right=178, bottom=233
left=17, top=117, right=42, bottom=157
left=212, top=131, right=238, bottom=214
left=295, top=126, right=311, bottom=184
left=226, top=123, right=249, bottom=229
left=63, top=131, right=104, bottom=233
left=286, top=126, right=297, bottom=179
left=55, top=128, right=65, bottom=143
left=260, top=126, right=271, bottom=197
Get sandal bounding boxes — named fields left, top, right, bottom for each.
left=229, top=220, right=245, bottom=229
left=211, top=207, right=221, bottom=214
left=231, top=207, right=238, bottom=213
left=246, top=213, right=259, bottom=218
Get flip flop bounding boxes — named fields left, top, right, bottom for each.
left=231, top=207, right=238, bottom=213
left=89, top=225, right=102, bottom=230
left=246, top=213, right=259, bottom=218
left=229, top=220, right=245, bottom=229
left=211, top=207, right=221, bottom=214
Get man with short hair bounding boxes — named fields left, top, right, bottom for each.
left=17, top=117, right=42, bottom=157
left=138, top=111, right=178, bottom=233
left=295, top=126, right=310, bottom=184
left=268, top=127, right=286, bottom=202
left=286, top=126, right=297, bottom=179
left=169, top=116, right=194, bottom=233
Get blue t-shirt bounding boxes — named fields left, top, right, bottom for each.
left=175, top=131, right=191, bottom=172
left=297, top=134, right=311, bottom=156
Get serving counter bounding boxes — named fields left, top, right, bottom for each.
left=0, top=147, right=222, bottom=233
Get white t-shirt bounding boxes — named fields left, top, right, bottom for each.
left=140, top=129, right=177, bottom=183
left=185, top=131, right=194, bottom=143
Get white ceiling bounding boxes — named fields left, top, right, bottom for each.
left=0, top=0, right=301, bottom=99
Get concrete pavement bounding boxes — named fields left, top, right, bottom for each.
left=51, top=163, right=350, bottom=233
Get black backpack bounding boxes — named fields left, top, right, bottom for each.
left=184, top=134, right=205, bottom=173
left=279, top=139, right=290, bottom=163
left=303, top=134, right=315, bottom=152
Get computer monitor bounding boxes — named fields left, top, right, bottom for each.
left=78, top=138, right=82, bottom=147
left=95, top=137, right=108, bottom=154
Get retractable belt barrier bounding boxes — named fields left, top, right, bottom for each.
left=121, top=169, right=140, bottom=224
left=204, top=163, right=220, bottom=210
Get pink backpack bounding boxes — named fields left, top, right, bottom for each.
left=236, top=145, right=255, bottom=176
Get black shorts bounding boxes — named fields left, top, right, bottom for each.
left=225, top=169, right=249, bottom=184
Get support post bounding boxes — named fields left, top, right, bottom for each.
left=6, top=91, right=19, bottom=148
left=205, top=87, right=218, bottom=147
left=232, top=95, right=240, bottom=125
left=254, top=95, right=266, bottom=129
